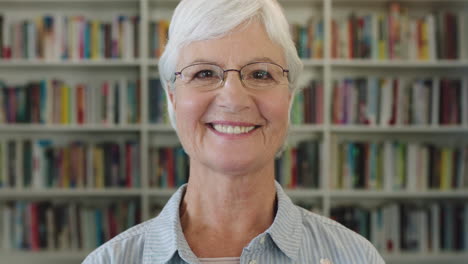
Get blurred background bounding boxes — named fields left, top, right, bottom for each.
left=0, top=0, right=467, bottom=263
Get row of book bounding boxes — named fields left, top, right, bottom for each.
left=0, top=139, right=141, bottom=189
left=332, top=202, right=468, bottom=253
left=331, top=4, right=468, bottom=60
left=148, top=78, right=169, bottom=124
left=334, top=140, right=468, bottom=190
left=0, top=200, right=140, bottom=251
left=147, top=19, right=325, bottom=59
left=148, top=139, right=323, bottom=189
left=275, top=140, right=322, bottom=189
left=332, top=77, right=468, bottom=126
left=290, top=18, right=324, bottom=59
left=291, top=80, right=323, bottom=125
left=0, top=14, right=140, bottom=60
left=148, top=146, right=189, bottom=188
left=149, top=20, right=169, bottom=59
left=0, top=79, right=141, bottom=125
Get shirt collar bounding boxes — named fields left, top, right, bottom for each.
left=143, top=184, right=200, bottom=264
left=143, top=181, right=303, bottom=263
left=265, top=181, right=303, bottom=261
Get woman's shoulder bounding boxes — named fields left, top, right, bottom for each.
left=295, top=206, right=385, bottom=264
left=82, top=217, right=156, bottom=264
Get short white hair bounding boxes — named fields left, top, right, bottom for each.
left=158, top=0, right=303, bottom=130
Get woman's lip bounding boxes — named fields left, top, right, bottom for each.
left=206, top=123, right=259, bottom=138
left=208, top=121, right=259, bottom=126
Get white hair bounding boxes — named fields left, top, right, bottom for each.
left=158, top=0, right=304, bottom=130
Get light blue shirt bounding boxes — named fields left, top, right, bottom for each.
left=82, top=182, right=385, bottom=264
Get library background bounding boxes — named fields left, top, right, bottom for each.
left=0, top=0, right=467, bottom=263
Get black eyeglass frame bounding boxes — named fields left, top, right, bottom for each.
left=172, top=61, right=290, bottom=84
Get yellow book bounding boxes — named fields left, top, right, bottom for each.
left=314, top=38, right=323, bottom=59
left=76, top=145, right=84, bottom=188
left=378, top=14, right=387, bottom=60
left=158, top=20, right=169, bottom=57
left=61, top=83, right=69, bottom=124
left=91, top=20, right=100, bottom=59
left=93, top=146, right=104, bottom=188
left=337, top=143, right=344, bottom=189
left=440, top=148, right=453, bottom=190
left=420, top=20, right=429, bottom=60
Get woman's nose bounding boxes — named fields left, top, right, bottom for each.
left=216, top=70, right=252, bottom=113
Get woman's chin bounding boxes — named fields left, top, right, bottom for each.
left=204, top=156, right=270, bottom=177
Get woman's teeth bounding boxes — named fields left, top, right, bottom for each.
left=212, top=124, right=256, bottom=134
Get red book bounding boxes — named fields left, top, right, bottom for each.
left=331, top=20, right=338, bottom=58
left=108, top=207, right=117, bottom=239
left=348, top=17, right=354, bottom=58
left=1, top=47, right=11, bottom=58
left=290, top=147, right=298, bottom=188
left=125, top=143, right=132, bottom=187
left=332, top=82, right=340, bottom=124
left=104, top=23, right=112, bottom=58
left=358, top=17, right=365, bottom=58
left=440, top=79, right=450, bottom=124
left=316, top=82, right=323, bottom=124
left=30, top=203, right=40, bottom=251
left=77, top=84, right=85, bottom=124
left=166, top=148, right=175, bottom=188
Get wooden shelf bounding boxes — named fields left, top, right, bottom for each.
left=0, top=59, right=141, bottom=67
left=383, top=252, right=468, bottom=264
left=329, top=190, right=468, bottom=199
left=330, top=59, right=468, bottom=68
left=0, top=188, right=143, bottom=198
left=0, top=124, right=141, bottom=132
left=0, top=250, right=89, bottom=264
left=330, top=125, right=468, bottom=133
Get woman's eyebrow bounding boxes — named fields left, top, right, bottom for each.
left=248, top=57, right=278, bottom=64
left=184, top=57, right=279, bottom=67
left=188, top=59, right=217, bottom=64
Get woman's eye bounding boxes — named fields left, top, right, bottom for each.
left=195, top=70, right=215, bottom=79
left=252, top=71, right=272, bottom=80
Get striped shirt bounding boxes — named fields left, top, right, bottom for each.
left=82, top=182, right=385, bottom=264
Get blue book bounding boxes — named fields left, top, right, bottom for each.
left=127, top=201, right=136, bottom=227
left=84, top=21, right=91, bottom=59
left=39, top=80, right=47, bottom=123
left=95, top=209, right=103, bottom=247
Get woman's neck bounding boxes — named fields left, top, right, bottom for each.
left=179, top=162, right=277, bottom=258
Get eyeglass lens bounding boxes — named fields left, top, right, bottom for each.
left=177, top=62, right=288, bottom=90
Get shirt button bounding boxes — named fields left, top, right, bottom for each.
left=249, top=260, right=257, bottom=264
left=260, top=237, right=265, bottom=244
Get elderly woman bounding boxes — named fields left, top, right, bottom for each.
left=83, top=0, right=384, bottom=263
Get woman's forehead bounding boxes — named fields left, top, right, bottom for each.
left=176, top=21, right=286, bottom=68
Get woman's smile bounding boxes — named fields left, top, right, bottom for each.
left=206, top=121, right=262, bottom=137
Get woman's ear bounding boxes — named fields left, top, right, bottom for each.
left=167, top=82, right=176, bottom=109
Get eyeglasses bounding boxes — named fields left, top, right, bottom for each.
left=173, top=62, right=289, bottom=91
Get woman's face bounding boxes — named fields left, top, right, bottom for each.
left=170, top=20, right=291, bottom=177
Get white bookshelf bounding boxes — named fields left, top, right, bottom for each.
left=0, top=0, right=467, bottom=263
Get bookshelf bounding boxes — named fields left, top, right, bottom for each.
left=1, top=0, right=468, bottom=263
